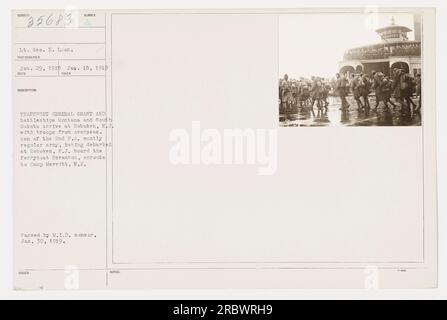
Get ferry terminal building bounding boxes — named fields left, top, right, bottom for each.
left=339, top=15, right=422, bottom=77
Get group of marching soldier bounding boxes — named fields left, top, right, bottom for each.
left=279, top=74, right=332, bottom=112
left=279, top=68, right=421, bottom=115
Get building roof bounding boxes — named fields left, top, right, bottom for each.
left=375, top=16, right=412, bottom=34
left=375, top=25, right=412, bottom=34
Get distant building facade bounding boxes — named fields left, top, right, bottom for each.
left=339, top=15, right=422, bottom=77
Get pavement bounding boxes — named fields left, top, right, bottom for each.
left=279, top=96, right=422, bottom=127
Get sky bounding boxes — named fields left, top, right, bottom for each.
left=279, top=13, right=415, bottom=79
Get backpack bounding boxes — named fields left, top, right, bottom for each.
left=400, top=74, right=414, bottom=92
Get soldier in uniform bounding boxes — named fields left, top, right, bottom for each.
left=392, top=68, right=416, bottom=114
left=415, top=73, right=422, bottom=112
left=321, top=80, right=331, bottom=110
left=291, top=82, right=299, bottom=110
left=391, top=68, right=404, bottom=110
left=280, top=74, right=293, bottom=112
left=401, top=72, right=417, bottom=114
left=300, top=81, right=310, bottom=107
left=380, top=77, right=397, bottom=110
left=350, top=73, right=364, bottom=111
left=309, top=77, right=318, bottom=110
left=335, top=73, right=349, bottom=110
left=315, top=78, right=328, bottom=112
left=360, top=73, right=372, bottom=111
left=371, top=71, right=384, bottom=112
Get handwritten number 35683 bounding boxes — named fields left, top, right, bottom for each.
left=27, top=13, right=72, bottom=28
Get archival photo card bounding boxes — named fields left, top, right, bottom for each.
left=12, top=8, right=437, bottom=290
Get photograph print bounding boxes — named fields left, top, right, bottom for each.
left=279, top=12, right=423, bottom=127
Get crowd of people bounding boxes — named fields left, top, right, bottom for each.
left=278, top=75, right=333, bottom=112
left=343, top=43, right=421, bottom=60
left=279, top=68, right=422, bottom=115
